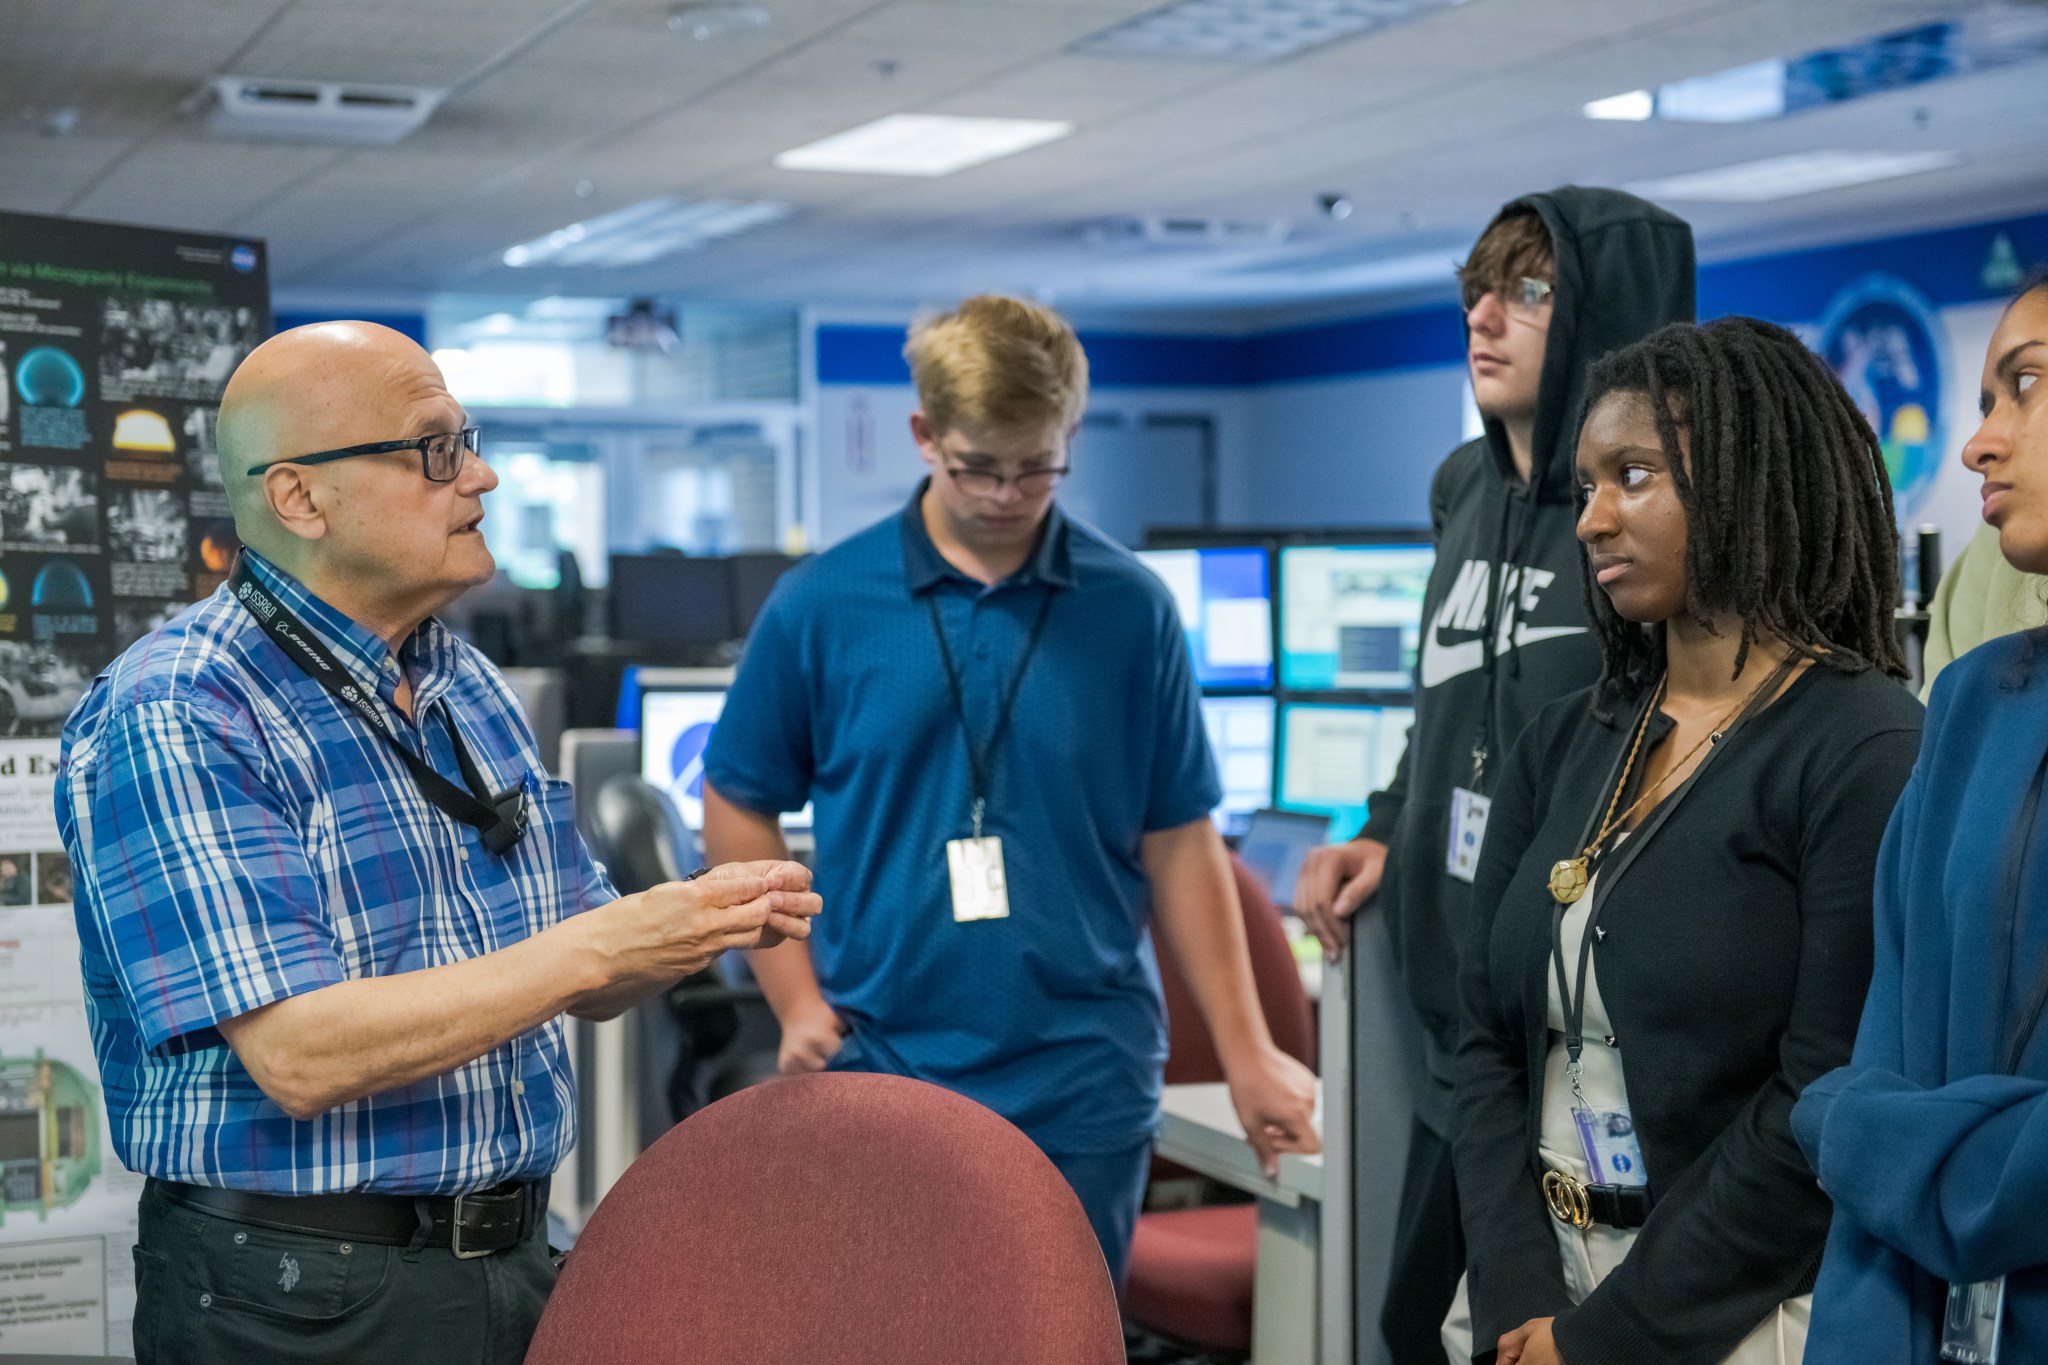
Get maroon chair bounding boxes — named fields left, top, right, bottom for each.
left=1125, top=854, right=1316, bottom=1357
left=525, top=1071, right=1123, bottom=1365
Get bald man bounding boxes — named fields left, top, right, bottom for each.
left=55, top=323, right=819, bottom=1365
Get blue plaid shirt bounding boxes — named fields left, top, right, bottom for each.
left=56, top=551, right=614, bottom=1194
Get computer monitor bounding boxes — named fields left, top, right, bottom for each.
left=729, top=553, right=804, bottom=637
left=1136, top=546, right=1274, bottom=690
left=1278, top=542, right=1435, bottom=692
left=1200, top=695, right=1276, bottom=838
left=1236, top=808, right=1335, bottom=911
left=608, top=554, right=737, bottom=648
left=638, top=685, right=812, bottom=832
left=1275, top=702, right=1413, bottom=841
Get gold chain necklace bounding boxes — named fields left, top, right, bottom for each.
left=1546, top=666, right=1782, bottom=906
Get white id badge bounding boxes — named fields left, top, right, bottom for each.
left=1446, top=787, right=1491, bottom=883
left=1941, top=1277, right=2006, bottom=1363
left=947, top=836, right=1011, bottom=922
left=1572, top=1106, right=1649, bottom=1187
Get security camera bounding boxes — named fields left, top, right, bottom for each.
left=1318, top=193, right=1353, bottom=221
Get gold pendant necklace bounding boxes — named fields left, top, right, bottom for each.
left=1550, top=664, right=1783, bottom=906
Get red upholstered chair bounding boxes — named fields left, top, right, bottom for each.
left=525, top=1071, right=1123, bottom=1365
left=1124, top=853, right=1316, bottom=1357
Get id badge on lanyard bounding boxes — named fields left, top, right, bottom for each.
left=927, top=590, right=1053, bottom=927
left=1942, top=1279, right=2006, bottom=1364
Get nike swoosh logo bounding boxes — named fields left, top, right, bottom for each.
left=1418, top=622, right=1588, bottom=689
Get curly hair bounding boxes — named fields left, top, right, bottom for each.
left=1577, top=315, right=1908, bottom=705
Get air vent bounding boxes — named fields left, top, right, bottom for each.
left=1086, top=215, right=1292, bottom=249
left=208, top=77, right=444, bottom=146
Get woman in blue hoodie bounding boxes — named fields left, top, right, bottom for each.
left=1794, top=276, right=2048, bottom=1362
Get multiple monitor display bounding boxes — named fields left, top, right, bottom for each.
left=1147, top=534, right=1431, bottom=843
left=609, top=552, right=805, bottom=650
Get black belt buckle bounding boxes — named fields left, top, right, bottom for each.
left=450, top=1193, right=493, bottom=1260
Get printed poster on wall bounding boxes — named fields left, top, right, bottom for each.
left=0, top=209, right=269, bottom=1354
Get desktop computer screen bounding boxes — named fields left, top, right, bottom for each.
left=639, top=686, right=811, bottom=832
left=1199, top=694, right=1276, bottom=838
left=729, top=553, right=804, bottom=637
left=1236, top=808, right=1335, bottom=911
left=1275, top=702, right=1413, bottom=841
left=609, top=554, right=738, bottom=648
left=1136, top=546, right=1274, bottom=690
left=1278, top=543, right=1435, bottom=692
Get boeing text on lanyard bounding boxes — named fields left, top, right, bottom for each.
left=926, top=589, right=1055, bottom=923
left=1942, top=746, right=2048, bottom=1365
left=230, top=558, right=529, bottom=856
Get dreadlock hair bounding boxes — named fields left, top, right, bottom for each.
left=1578, top=315, right=1908, bottom=708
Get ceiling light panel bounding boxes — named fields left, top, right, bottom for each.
left=773, top=114, right=1074, bottom=177
left=1626, top=150, right=1964, bottom=204
left=501, top=196, right=792, bottom=267
left=1072, top=0, right=1470, bottom=63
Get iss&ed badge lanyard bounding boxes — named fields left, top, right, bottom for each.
left=230, top=557, right=529, bottom=856
left=925, top=587, right=1055, bottom=922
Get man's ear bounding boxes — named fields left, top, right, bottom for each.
left=263, top=467, right=328, bottom=542
left=909, top=411, right=942, bottom=468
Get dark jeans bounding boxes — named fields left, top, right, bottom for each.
left=1380, top=1117, right=1465, bottom=1365
left=132, top=1179, right=555, bottom=1365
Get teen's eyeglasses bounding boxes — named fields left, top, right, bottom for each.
left=1461, top=276, right=1555, bottom=318
left=246, top=427, right=482, bottom=483
left=941, top=462, right=1069, bottom=497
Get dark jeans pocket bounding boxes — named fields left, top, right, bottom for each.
left=189, top=1228, right=398, bottom=1361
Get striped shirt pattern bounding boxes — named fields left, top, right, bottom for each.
left=57, top=551, right=613, bottom=1193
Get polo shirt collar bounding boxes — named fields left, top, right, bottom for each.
left=898, top=478, right=1076, bottom=594
left=240, top=549, right=462, bottom=713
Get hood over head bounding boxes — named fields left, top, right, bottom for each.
left=1475, top=186, right=1697, bottom=504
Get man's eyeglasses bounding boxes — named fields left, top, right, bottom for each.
left=246, top=427, right=482, bottom=483
left=942, top=462, right=1069, bottom=497
left=1461, top=275, right=1555, bottom=318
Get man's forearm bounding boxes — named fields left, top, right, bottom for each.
left=702, top=781, right=827, bottom=1025
left=1145, top=818, right=1276, bottom=1066
left=219, top=916, right=606, bottom=1120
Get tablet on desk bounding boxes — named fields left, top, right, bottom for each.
left=1236, top=807, right=1334, bottom=911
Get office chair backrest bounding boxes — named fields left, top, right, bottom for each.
left=589, top=775, right=697, bottom=895
left=1160, top=853, right=1316, bottom=1085
left=525, top=1072, right=1123, bottom=1365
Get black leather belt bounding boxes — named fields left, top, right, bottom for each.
left=1542, top=1169, right=1652, bottom=1231
left=152, top=1177, right=545, bottom=1259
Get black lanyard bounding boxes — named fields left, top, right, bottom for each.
left=925, top=586, right=1056, bottom=839
left=1994, top=749, right=2048, bottom=1075
left=1551, top=659, right=1792, bottom=1083
left=230, top=557, right=528, bottom=855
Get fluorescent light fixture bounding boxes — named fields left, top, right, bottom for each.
left=1583, top=89, right=1652, bottom=121
left=501, top=196, right=791, bottom=268
left=1073, top=0, right=1470, bottom=62
left=773, top=114, right=1073, bottom=177
left=1627, top=150, right=1963, bottom=203
left=1656, top=58, right=1786, bottom=122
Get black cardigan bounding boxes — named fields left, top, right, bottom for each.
left=1452, top=664, right=1922, bottom=1365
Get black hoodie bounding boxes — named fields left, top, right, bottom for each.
left=1358, top=188, right=1696, bottom=1122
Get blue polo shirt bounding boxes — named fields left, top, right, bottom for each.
left=705, top=486, right=1220, bottom=1153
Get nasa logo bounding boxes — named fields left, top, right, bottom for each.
left=230, top=244, right=259, bottom=274
left=1817, top=273, right=1948, bottom=518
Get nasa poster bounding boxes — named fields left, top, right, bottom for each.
left=0, top=209, right=268, bottom=1353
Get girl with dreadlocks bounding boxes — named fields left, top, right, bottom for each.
left=1792, top=276, right=2048, bottom=1363
left=1450, top=315, right=1923, bottom=1365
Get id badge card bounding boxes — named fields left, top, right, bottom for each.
left=1447, top=787, right=1491, bottom=884
left=1941, top=1277, right=2006, bottom=1363
left=1572, top=1105, right=1649, bottom=1188
left=947, top=836, right=1011, bottom=922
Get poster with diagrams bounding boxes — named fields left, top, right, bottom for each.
left=0, top=211, right=268, bottom=1353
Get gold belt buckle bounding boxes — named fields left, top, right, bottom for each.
left=1543, top=1170, right=1593, bottom=1229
